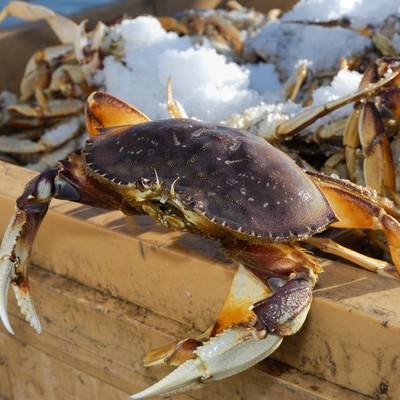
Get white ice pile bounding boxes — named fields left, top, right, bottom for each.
left=227, top=68, right=363, bottom=138
left=247, top=0, right=400, bottom=80
left=282, top=0, right=400, bottom=24
left=96, top=16, right=280, bottom=122
left=95, top=0, right=399, bottom=131
left=247, top=23, right=371, bottom=80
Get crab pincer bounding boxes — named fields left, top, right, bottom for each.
left=0, top=167, right=58, bottom=334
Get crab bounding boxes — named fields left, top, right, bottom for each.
left=1, top=89, right=400, bottom=398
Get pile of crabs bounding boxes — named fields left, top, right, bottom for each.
left=1, top=0, right=400, bottom=398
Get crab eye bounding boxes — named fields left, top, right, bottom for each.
left=136, top=177, right=154, bottom=191
left=181, top=191, right=196, bottom=208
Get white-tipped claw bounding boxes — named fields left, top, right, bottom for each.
left=0, top=206, right=43, bottom=335
left=0, top=255, right=14, bottom=335
left=131, top=357, right=207, bottom=399
left=131, top=325, right=283, bottom=398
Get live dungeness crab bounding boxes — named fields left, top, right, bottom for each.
left=1, top=91, right=400, bottom=398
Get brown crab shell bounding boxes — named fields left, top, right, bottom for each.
left=82, top=119, right=338, bottom=242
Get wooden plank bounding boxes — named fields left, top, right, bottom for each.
left=1, top=264, right=370, bottom=400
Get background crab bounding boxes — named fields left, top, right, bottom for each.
left=1, top=91, right=400, bottom=398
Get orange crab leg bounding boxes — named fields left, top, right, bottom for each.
left=359, top=100, right=395, bottom=192
left=308, top=171, right=400, bottom=274
left=0, top=1, right=78, bottom=44
left=166, top=77, right=188, bottom=119
left=343, top=107, right=362, bottom=184
left=274, top=71, right=398, bottom=140
left=85, top=91, right=151, bottom=138
left=304, top=237, right=398, bottom=279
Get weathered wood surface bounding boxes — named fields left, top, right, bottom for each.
left=1, top=264, right=371, bottom=400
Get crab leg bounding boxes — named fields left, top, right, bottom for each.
left=273, top=71, right=398, bottom=140
left=85, top=91, right=151, bottom=138
left=304, top=237, right=398, bottom=279
left=19, top=44, right=75, bottom=102
left=8, top=98, right=84, bottom=118
left=344, top=100, right=395, bottom=192
left=75, top=21, right=105, bottom=84
left=166, top=77, right=188, bottom=119
left=343, top=107, right=362, bottom=184
left=0, top=1, right=78, bottom=44
left=132, top=242, right=319, bottom=398
left=0, top=168, right=58, bottom=334
left=308, top=171, right=400, bottom=274
left=359, top=100, right=395, bottom=191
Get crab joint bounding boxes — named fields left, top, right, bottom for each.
left=251, top=277, right=313, bottom=336
left=54, top=175, right=80, bottom=201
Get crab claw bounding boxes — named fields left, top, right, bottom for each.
left=0, top=206, right=43, bottom=334
left=0, top=168, right=59, bottom=335
left=132, top=264, right=314, bottom=398
left=131, top=325, right=283, bottom=398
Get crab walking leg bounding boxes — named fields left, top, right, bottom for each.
left=166, top=77, right=188, bottom=119
left=359, top=100, right=395, bottom=192
left=0, top=168, right=59, bottom=334
left=0, top=1, right=78, bottom=44
left=132, top=242, right=318, bottom=398
left=308, top=171, right=400, bottom=274
left=272, top=71, right=398, bottom=140
left=304, top=237, right=399, bottom=279
left=75, top=21, right=105, bottom=84
left=85, top=91, right=151, bottom=138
